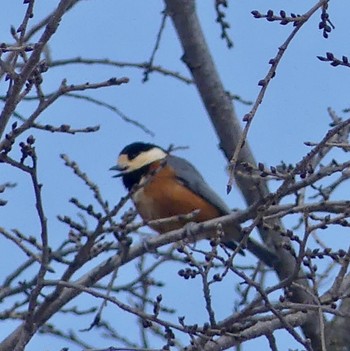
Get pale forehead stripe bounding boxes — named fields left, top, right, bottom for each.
left=117, top=154, right=129, bottom=166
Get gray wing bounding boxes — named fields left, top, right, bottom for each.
left=167, top=155, right=231, bottom=215
left=167, top=156, right=278, bottom=267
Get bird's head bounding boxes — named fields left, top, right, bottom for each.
left=110, top=142, right=167, bottom=177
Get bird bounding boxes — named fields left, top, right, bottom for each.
left=110, top=142, right=277, bottom=267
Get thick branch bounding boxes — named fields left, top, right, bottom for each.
left=164, top=0, right=326, bottom=349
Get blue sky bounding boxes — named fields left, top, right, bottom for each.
left=0, top=1, right=349, bottom=350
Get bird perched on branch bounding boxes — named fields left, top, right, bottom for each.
left=110, top=142, right=276, bottom=267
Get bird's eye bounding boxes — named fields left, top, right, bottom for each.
left=128, top=151, right=140, bottom=160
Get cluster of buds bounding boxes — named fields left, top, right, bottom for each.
left=19, top=135, right=36, bottom=164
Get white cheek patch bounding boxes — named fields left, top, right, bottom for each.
left=117, top=154, right=130, bottom=170
left=126, top=148, right=167, bottom=172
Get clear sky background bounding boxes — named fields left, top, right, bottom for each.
left=0, top=1, right=349, bottom=350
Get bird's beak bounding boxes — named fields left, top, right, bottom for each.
left=109, top=164, right=127, bottom=178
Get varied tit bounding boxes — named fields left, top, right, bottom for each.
left=110, top=142, right=276, bottom=267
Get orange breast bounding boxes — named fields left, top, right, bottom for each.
left=132, top=164, right=221, bottom=233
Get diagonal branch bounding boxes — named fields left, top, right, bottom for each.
left=0, top=0, right=77, bottom=140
